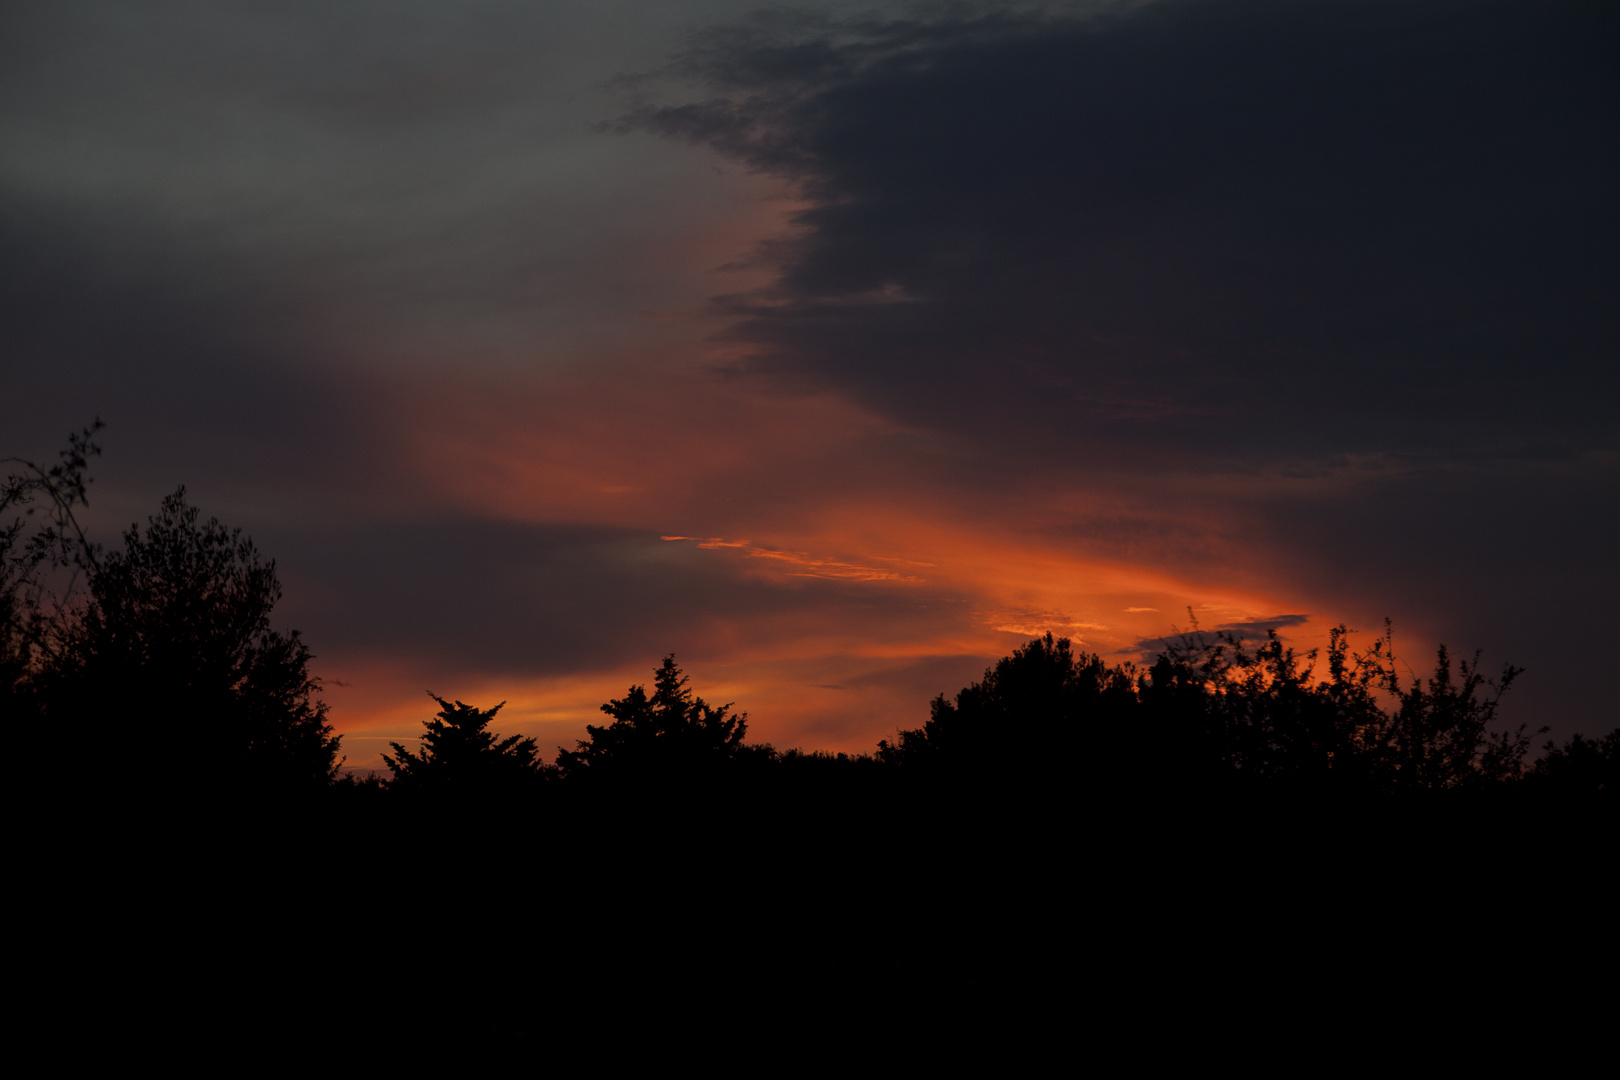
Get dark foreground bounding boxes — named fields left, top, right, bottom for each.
left=25, top=775, right=1613, bottom=1066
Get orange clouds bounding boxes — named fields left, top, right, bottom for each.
left=659, top=536, right=925, bottom=583
left=305, top=365, right=1329, bottom=761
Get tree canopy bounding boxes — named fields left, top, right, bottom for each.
left=38, top=487, right=341, bottom=792
left=383, top=695, right=547, bottom=795
left=556, top=655, right=747, bottom=780
left=875, top=626, right=1545, bottom=794
left=876, top=634, right=1136, bottom=775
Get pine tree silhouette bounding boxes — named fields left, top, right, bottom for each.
left=556, top=655, right=746, bottom=779
left=384, top=695, right=546, bottom=795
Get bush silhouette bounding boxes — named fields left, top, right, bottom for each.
left=1158, top=624, right=1535, bottom=792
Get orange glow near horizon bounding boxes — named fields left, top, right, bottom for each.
left=311, top=367, right=1346, bottom=770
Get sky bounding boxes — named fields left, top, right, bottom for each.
left=3, top=0, right=1616, bottom=768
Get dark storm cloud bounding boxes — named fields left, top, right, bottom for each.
left=627, top=0, right=1620, bottom=734
left=632, top=0, right=1619, bottom=467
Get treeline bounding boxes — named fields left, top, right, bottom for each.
left=9, top=427, right=1612, bottom=1056
left=4, top=426, right=1614, bottom=805
left=356, top=634, right=1617, bottom=805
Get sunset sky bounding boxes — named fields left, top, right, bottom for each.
left=4, top=0, right=1615, bottom=768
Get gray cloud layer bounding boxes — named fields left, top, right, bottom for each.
left=636, top=0, right=1617, bottom=464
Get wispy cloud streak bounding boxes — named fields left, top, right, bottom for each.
left=661, top=535, right=924, bottom=582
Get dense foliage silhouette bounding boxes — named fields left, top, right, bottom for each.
left=876, top=627, right=1548, bottom=795
left=875, top=634, right=1134, bottom=776
left=555, top=655, right=747, bottom=781
left=2, top=427, right=343, bottom=795
left=1528, top=729, right=1618, bottom=795
left=45, top=488, right=340, bottom=791
left=383, top=695, right=547, bottom=796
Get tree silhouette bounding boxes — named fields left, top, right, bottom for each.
left=881, top=626, right=1542, bottom=794
left=38, top=487, right=341, bottom=792
left=1139, top=624, right=1391, bottom=789
left=556, top=655, right=746, bottom=779
left=877, top=633, right=1136, bottom=776
left=2, top=422, right=101, bottom=717
left=383, top=695, right=547, bottom=795
left=1381, top=643, right=1531, bottom=790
